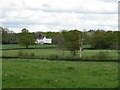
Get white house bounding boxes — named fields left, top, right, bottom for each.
left=35, top=37, right=52, bottom=44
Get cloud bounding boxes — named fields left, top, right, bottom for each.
left=0, top=0, right=118, bottom=32
left=1, top=0, right=117, bottom=13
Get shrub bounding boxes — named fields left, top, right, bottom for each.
left=95, top=51, right=109, bottom=60
left=30, top=52, right=35, bottom=57
left=24, top=52, right=29, bottom=57
left=17, top=51, right=23, bottom=57
left=49, top=54, right=59, bottom=59
left=17, top=51, right=31, bottom=57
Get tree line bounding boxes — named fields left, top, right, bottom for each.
left=0, top=27, right=119, bottom=52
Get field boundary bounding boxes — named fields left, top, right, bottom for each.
left=1, top=56, right=119, bottom=62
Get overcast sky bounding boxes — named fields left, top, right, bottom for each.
left=0, top=0, right=118, bottom=33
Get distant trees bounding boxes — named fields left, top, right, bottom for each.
left=0, top=27, right=17, bottom=44
left=1, top=26, right=119, bottom=51
left=89, top=30, right=106, bottom=49
left=89, top=30, right=118, bottom=49
left=18, top=28, right=35, bottom=48
left=56, top=29, right=118, bottom=57
left=43, top=32, right=59, bottom=44
left=34, top=32, right=43, bottom=39
left=105, top=31, right=118, bottom=49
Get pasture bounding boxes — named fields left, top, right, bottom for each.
left=2, top=48, right=118, bottom=60
left=2, top=44, right=119, bottom=88
left=2, top=59, right=118, bottom=88
left=1, top=44, right=56, bottom=49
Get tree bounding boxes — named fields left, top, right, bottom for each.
left=18, top=29, right=35, bottom=48
left=64, top=30, right=80, bottom=56
left=1, top=28, right=10, bottom=44
left=89, top=30, right=106, bottom=49
left=21, top=28, right=29, bottom=33
left=56, top=32, right=65, bottom=58
left=34, top=32, right=43, bottom=39
left=89, top=30, right=118, bottom=49
left=79, top=33, right=83, bottom=58
left=43, top=31, right=59, bottom=44
left=1, top=27, right=17, bottom=44
left=79, top=29, right=87, bottom=58
left=105, top=31, right=118, bottom=49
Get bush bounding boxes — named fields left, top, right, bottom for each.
left=17, top=51, right=23, bottom=57
left=30, top=52, right=35, bottom=57
left=49, top=54, right=59, bottom=59
left=24, top=52, right=29, bottom=57
left=17, top=51, right=31, bottom=57
left=95, top=51, right=109, bottom=60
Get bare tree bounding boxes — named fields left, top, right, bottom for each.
left=79, top=34, right=83, bottom=58
left=79, top=29, right=86, bottom=58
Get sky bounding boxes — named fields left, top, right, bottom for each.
left=0, top=0, right=118, bottom=33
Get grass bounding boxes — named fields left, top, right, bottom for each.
left=1, top=44, right=56, bottom=49
left=2, top=48, right=118, bottom=60
left=1, top=44, right=119, bottom=60
left=1, top=44, right=91, bottom=49
left=2, top=59, right=118, bottom=88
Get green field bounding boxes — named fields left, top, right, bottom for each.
left=2, top=59, right=118, bottom=88
left=1, top=44, right=91, bottom=49
left=2, top=44, right=119, bottom=88
left=1, top=44, right=56, bottom=49
left=2, top=48, right=118, bottom=60
left=1, top=44, right=118, bottom=60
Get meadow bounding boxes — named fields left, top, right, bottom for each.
left=2, top=44, right=119, bottom=88
left=2, top=45, right=118, bottom=60
left=2, top=59, right=118, bottom=88
left=1, top=44, right=56, bottom=49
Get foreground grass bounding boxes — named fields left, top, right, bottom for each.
left=2, top=59, right=118, bottom=88
left=2, top=48, right=118, bottom=60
